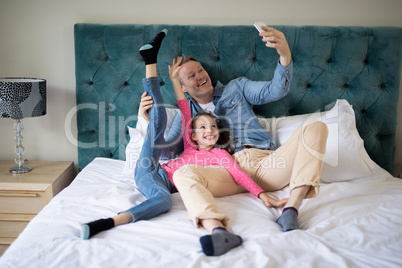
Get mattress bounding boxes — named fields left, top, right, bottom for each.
left=1, top=157, right=401, bottom=268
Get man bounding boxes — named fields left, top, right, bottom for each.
left=139, top=26, right=328, bottom=253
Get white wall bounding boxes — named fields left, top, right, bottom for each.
left=1, top=0, right=401, bottom=176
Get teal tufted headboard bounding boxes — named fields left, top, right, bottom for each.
left=74, top=24, right=402, bottom=173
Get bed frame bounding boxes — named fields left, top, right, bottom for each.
left=74, top=24, right=402, bottom=173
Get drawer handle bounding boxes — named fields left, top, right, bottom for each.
left=0, top=193, right=38, bottom=197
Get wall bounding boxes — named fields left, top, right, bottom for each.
left=0, top=0, right=401, bottom=176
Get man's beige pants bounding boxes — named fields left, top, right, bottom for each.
left=173, top=120, right=329, bottom=227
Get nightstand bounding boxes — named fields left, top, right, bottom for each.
left=0, top=160, right=75, bottom=256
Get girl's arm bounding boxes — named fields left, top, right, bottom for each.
left=169, top=57, right=193, bottom=150
left=169, top=57, right=185, bottom=101
left=221, top=150, right=288, bottom=208
left=221, top=152, right=264, bottom=197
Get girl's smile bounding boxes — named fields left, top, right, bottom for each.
left=192, top=115, right=220, bottom=151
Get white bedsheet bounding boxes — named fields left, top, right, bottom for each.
left=1, top=157, right=402, bottom=268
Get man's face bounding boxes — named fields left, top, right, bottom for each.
left=178, top=61, right=214, bottom=104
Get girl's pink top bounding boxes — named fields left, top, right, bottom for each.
left=162, top=99, right=264, bottom=197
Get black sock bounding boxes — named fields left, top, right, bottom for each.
left=199, top=227, right=243, bottom=256
left=81, top=218, right=115, bottom=240
left=139, top=29, right=167, bottom=65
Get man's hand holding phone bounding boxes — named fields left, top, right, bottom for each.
left=253, top=22, right=292, bottom=67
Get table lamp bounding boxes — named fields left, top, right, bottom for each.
left=0, top=77, right=46, bottom=174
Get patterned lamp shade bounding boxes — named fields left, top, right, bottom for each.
left=0, top=77, right=47, bottom=174
left=0, top=77, right=46, bottom=119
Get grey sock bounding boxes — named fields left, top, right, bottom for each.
left=200, top=227, right=243, bottom=256
left=276, top=207, right=299, bottom=232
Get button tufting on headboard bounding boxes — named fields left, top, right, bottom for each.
left=74, top=24, right=402, bottom=172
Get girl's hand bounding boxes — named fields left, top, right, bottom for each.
left=259, top=192, right=288, bottom=208
left=169, top=57, right=186, bottom=101
left=168, top=56, right=183, bottom=83
left=259, top=26, right=292, bottom=67
left=139, top=91, right=153, bottom=123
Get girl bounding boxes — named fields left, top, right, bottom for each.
left=81, top=30, right=287, bottom=256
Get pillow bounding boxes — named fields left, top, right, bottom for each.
left=135, top=107, right=179, bottom=137
left=121, top=108, right=180, bottom=179
left=259, top=99, right=378, bottom=183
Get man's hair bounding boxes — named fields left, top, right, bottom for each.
left=191, top=112, right=236, bottom=154
left=177, top=56, right=199, bottom=85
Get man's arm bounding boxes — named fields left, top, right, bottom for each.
left=137, top=81, right=184, bottom=159
left=241, top=26, right=293, bottom=105
left=138, top=91, right=153, bottom=124
left=241, top=61, right=293, bottom=105
left=259, top=26, right=292, bottom=67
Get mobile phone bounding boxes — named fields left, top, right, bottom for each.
left=254, top=22, right=270, bottom=43
left=254, top=22, right=267, bottom=33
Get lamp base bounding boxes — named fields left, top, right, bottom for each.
left=9, top=164, right=32, bottom=174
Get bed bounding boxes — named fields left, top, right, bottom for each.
left=1, top=24, right=401, bottom=268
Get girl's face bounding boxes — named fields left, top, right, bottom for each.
left=191, top=115, right=219, bottom=151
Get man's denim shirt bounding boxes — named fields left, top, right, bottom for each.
left=163, top=61, right=293, bottom=158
